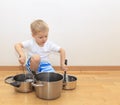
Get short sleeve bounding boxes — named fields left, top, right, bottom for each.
left=21, top=39, right=33, bottom=49
left=48, top=41, right=61, bottom=52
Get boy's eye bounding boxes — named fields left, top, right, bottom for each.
left=39, top=37, right=42, bottom=39
left=38, top=35, right=47, bottom=39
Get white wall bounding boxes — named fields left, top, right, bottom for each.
left=0, top=0, right=120, bottom=66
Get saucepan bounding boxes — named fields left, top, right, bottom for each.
left=63, top=59, right=77, bottom=90
left=5, top=73, right=34, bottom=92
left=63, top=74, right=77, bottom=90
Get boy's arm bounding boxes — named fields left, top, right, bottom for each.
left=14, top=43, right=26, bottom=65
left=59, top=48, right=68, bottom=70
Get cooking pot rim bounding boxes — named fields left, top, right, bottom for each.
left=5, top=76, right=34, bottom=84
left=35, top=72, right=63, bottom=82
left=13, top=73, right=33, bottom=81
left=64, top=75, right=77, bottom=82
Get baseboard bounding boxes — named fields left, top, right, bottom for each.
left=54, top=66, right=120, bottom=71
left=0, top=66, right=120, bottom=71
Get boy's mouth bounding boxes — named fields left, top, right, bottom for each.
left=42, top=42, right=45, bottom=44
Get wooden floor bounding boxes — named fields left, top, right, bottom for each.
left=1, top=70, right=120, bottom=105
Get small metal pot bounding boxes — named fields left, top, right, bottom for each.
left=5, top=73, right=34, bottom=93
left=63, top=59, right=77, bottom=90
left=32, top=72, right=63, bottom=100
left=63, top=75, right=77, bottom=90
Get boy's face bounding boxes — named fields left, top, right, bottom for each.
left=32, top=31, right=48, bottom=47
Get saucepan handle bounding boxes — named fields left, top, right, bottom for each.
left=4, top=76, right=21, bottom=87
left=4, top=76, right=14, bottom=84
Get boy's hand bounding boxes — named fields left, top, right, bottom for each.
left=18, top=56, right=26, bottom=65
left=61, top=64, right=68, bottom=71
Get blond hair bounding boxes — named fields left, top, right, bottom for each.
left=30, top=19, right=49, bottom=34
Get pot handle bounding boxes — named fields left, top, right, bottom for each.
left=31, top=82, right=44, bottom=87
left=4, top=76, right=14, bottom=84
left=4, top=76, right=21, bottom=87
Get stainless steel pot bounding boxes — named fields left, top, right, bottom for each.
left=32, top=72, right=63, bottom=100
left=63, top=59, right=77, bottom=90
left=63, top=75, right=77, bottom=90
left=5, top=73, right=34, bottom=93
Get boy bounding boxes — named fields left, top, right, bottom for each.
left=14, top=19, right=67, bottom=73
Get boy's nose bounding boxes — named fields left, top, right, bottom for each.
left=43, top=37, right=46, bottom=41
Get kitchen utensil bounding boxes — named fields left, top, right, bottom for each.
left=63, top=59, right=77, bottom=90
left=32, top=72, right=63, bottom=100
left=26, top=66, right=37, bottom=82
left=22, top=65, right=25, bottom=74
left=63, top=75, right=77, bottom=90
left=5, top=73, right=34, bottom=92
left=63, top=59, right=69, bottom=82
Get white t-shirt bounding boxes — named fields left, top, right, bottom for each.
left=22, top=38, right=61, bottom=62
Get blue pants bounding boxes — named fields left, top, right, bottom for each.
left=26, top=58, right=55, bottom=73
